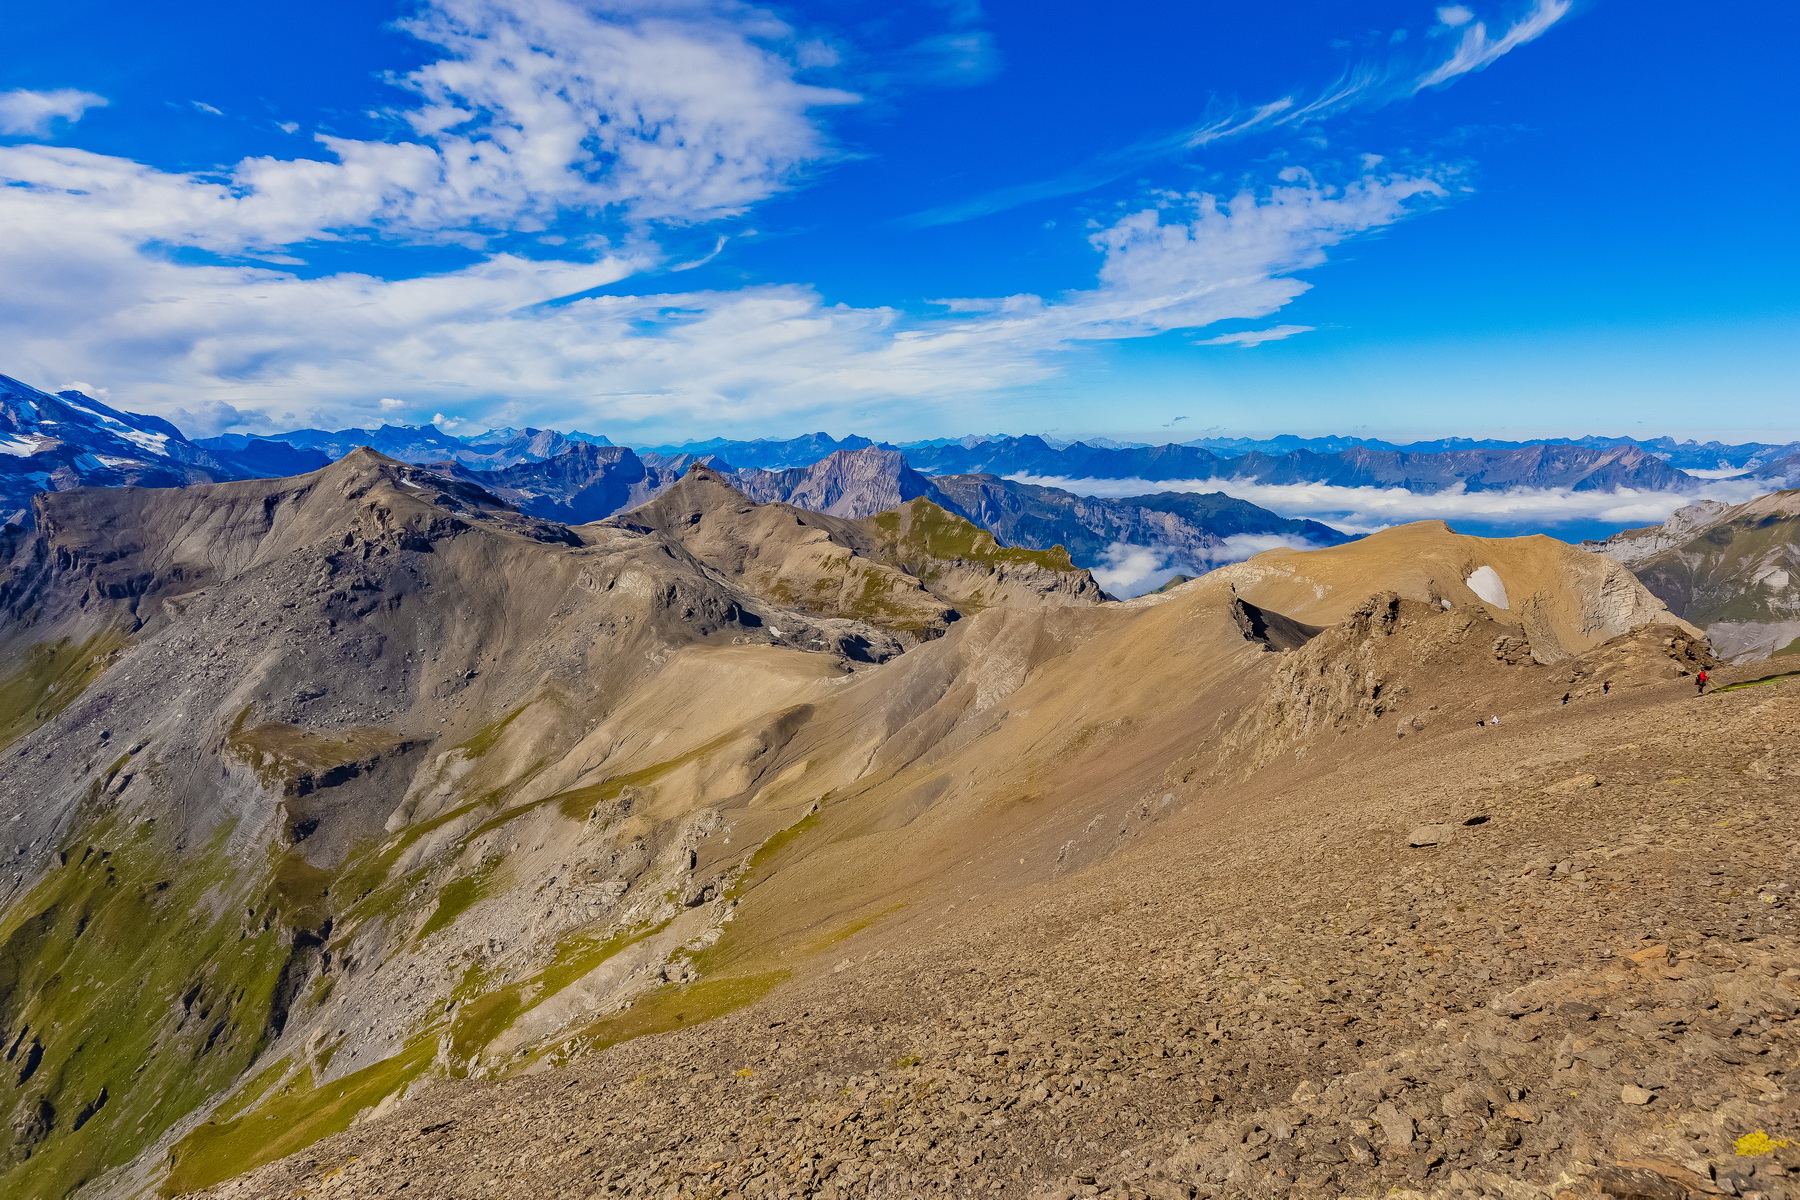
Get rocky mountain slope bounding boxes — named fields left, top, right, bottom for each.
left=1, top=449, right=1754, bottom=1200
left=174, top=508, right=1796, bottom=1200
left=202, top=654, right=1797, bottom=1200
left=1588, top=490, right=1800, bottom=661
left=0, top=454, right=1102, bottom=1198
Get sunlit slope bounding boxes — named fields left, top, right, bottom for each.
left=1202, top=519, right=1690, bottom=663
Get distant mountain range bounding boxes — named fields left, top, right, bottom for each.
left=8, top=368, right=1798, bottom=596
left=201, top=423, right=613, bottom=468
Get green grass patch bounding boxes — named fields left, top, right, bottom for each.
left=1714, top=669, right=1800, bottom=693
left=0, top=816, right=298, bottom=1200
left=454, top=703, right=528, bottom=760
left=417, top=856, right=505, bottom=942
left=574, top=970, right=790, bottom=1057
left=444, top=916, right=672, bottom=1068
left=868, top=499, right=1078, bottom=573
left=0, top=627, right=128, bottom=753
left=805, top=903, right=907, bottom=954
left=160, top=1036, right=436, bottom=1197
left=207, top=1056, right=293, bottom=1124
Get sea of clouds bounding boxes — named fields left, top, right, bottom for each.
left=1091, top=532, right=1321, bottom=597
left=1024, top=473, right=1792, bottom=596
left=1013, top=475, right=1782, bottom=540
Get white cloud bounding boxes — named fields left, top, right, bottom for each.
left=1010, top=475, right=1779, bottom=536
left=0, top=3, right=1459, bottom=436
left=192, top=101, right=224, bottom=116
left=1194, top=324, right=1315, bottom=347
left=1092, top=542, right=1180, bottom=596
left=0, top=88, right=107, bottom=137
left=1419, top=0, right=1572, bottom=89
left=0, top=0, right=855, bottom=256
left=1093, top=531, right=1325, bottom=597
left=379, top=398, right=406, bottom=412
left=1, top=151, right=1440, bottom=432
left=1437, top=6, right=1476, bottom=27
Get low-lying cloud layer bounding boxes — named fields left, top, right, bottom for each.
left=1016, top=475, right=1786, bottom=543
left=1091, top=531, right=1323, bottom=598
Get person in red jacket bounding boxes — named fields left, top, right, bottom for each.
left=1696, top=669, right=1710, bottom=694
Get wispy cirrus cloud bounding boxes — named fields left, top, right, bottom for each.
left=898, top=0, right=1571, bottom=228
left=1194, top=323, right=1315, bottom=347
left=0, top=88, right=108, bottom=137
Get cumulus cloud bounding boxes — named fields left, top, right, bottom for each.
left=0, top=88, right=107, bottom=137
left=1194, top=323, right=1315, bottom=347
left=0, top=0, right=854, bottom=258
left=1, top=147, right=1441, bottom=430
left=0, top=1, right=1472, bottom=434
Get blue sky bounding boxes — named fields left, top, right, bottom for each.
left=2, top=0, right=1794, bottom=442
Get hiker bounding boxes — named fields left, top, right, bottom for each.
left=1561, top=693, right=1571, bottom=706
left=1602, top=680, right=1612, bottom=695
left=1488, top=715, right=1500, bottom=726
left=1696, top=669, right=1710, bottom=695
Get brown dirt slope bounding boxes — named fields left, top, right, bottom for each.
left=190, top=658, right=1799, bottom=1200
